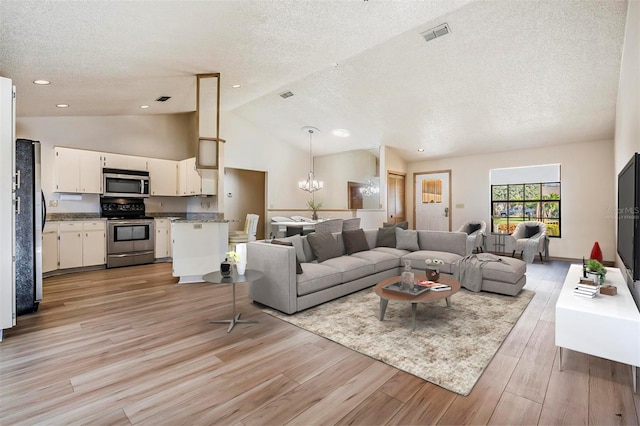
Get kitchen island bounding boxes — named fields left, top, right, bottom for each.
left=171, top=219, right=229, bottom=283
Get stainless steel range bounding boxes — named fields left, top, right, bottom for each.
left=101, top=197, right=155, bottom=268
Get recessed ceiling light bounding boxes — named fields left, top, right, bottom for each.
left=417, top=148, right=425, bottom=152
left=139, top=105, right=150, bottom=109
left=33, top=80, right=50, bottom=85
left=332, top=129, right=350, bottom=138
left=56, top=104, right=69, bottom=108
left=232, top=84, right=241, bottom=88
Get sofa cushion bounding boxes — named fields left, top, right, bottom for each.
left=271, top=240, right=303, bottom=274
left=352, top=250, right=402, bottom=273
left=307, top=232, right=342, bottom=262
left=396, top=228, right=419, bottom=251
left=384, top=221, right=409, bottom=230
left=467, top=223, right=482, bottom=234
left=278, top=234, right=307, bottom=263
left=296, top=263, right=343, bottom=296
left=342, top=229, right=370, bottom=255
left=480, top=256, right=527, bottom=283
left=376, top=226, right=397, bottom=247
left=372, top=246, right=410, bottom=257
left=401, top=250, right=464, bottom=274
left=321, top=256, right=375, bottom=282
left=525, top=225, right=540, bottom=238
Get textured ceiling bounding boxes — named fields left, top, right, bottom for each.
left=0, top=0, right=628, bottom=160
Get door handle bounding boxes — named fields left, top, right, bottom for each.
left=444, top=207, right=449, bottom=217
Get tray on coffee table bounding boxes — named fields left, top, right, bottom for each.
left=382, top=281, right=430, bottom=297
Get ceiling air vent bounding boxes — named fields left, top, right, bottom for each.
left=155, top=96, right=171, bottom=102
left=279, top=91, right=294, bottom=99
left=421, top=23, right=451, bottom=43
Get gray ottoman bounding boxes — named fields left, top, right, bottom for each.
left=455, top=255, right=526, bottom=296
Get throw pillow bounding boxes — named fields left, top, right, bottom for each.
left=376, top=226, right=397, bottom=247
left=395, top=228, right=419, bottom=251
left=342, top=229, right=370, bottom=255
left=467, top=223, right=482, bottom=235
left=277, top=234, right=306, bottom=263
left=383, top=221, right=409, bottom=230
left=271, top=240, right=303, bottom=274
left=525, top=225, right=540, bottom=238
left=307, top=232, right=342, bottom=262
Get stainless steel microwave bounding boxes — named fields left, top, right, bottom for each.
left=103, top=168, right=150, bottom=197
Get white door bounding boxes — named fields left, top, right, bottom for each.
left=415, top=171, right=451, bottom=231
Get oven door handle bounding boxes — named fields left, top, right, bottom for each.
left=109, top=221, right=153, bottom=226
left=108, top=251, right=154, bottom=258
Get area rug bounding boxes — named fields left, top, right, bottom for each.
left=263, top=287, right=534, bottom=396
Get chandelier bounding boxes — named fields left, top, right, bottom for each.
left=359, top=180, right=379, bottom=197
left=298, top=126, right=323, bottom=192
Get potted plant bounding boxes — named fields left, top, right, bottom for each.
left=307, top=198, right=322, bottom=221
left=585, top=259, right=606, bottom=285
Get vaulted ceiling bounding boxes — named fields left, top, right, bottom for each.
left=0, top=0, right=628, bottom=160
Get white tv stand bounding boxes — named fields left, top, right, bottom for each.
left=556, top=264, right=640, bottom=392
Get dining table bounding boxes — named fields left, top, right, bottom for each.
left=270, top=220, right=319, bottom=237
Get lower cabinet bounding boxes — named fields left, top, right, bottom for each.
left=155, top=218, right=172, bottom=259
left=58, top=221, right=106, bottom=269
left=42, top=222, right=59, bottom=273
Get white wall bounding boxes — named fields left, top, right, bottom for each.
left=407, top=139, right=616, bottom=262
left=613, top=0, right=640, bottom=304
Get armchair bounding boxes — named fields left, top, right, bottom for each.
left=506, top=221, right=548, bottom=263
left=456, top=220, right=486, bottom=255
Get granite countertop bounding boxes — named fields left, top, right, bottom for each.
left=47, top=212, right=225, bottom=222
left=46, top=213, right=103, bottom=221
left=171, top=218, right=228, bottom=223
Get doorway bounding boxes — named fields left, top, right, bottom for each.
left=414, top=170, right=451, bottom=231
left=224, top=168, right=266, bottom=240
left=386, top=171, right=406, bottom=224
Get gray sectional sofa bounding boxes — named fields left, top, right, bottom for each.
left=247, top=227, right=526, bottom=314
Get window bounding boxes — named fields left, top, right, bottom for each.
left=421, top=179, right=442, bottom=203
left=490, top=164, right=561, bottom=237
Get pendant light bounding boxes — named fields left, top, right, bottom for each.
left=298, top=126, right=323, bottom=192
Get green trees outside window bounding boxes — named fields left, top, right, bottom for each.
left=491, top=182, right=560, bottom=237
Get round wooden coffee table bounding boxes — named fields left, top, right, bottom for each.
left=374, top=273, right=461, bottom=331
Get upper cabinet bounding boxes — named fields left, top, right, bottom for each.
left=53, top=147, right=102, bottom=193
left=53, top=147, right=215, bottom=197
left=148, top=158, right=178, bottom=196
left=178, top=157, right=216, bottom=196
left=102, top=152, right=148, bottom=171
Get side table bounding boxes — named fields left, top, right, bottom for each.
left=491, top=232, right=507, bottom=255
left=202, top=269, right=264, bottom=333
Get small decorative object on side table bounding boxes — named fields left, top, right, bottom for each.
left=220, top=258, right=232, bottom=277
left=424, top=258, right=444, bottom=282
left=600, top=285, right=617, bottom=296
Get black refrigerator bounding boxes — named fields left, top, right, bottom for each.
left=15, top=138, right=44, bottom=315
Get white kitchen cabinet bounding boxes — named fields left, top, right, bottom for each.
left=178, top=157, right=217, bottom=196
left=58, top=222, right=83, bottom=269
left=79, top=150, right=103, bottom=193
left=148, top=158, right=178, bottom=196
left=82, top=221, right=106, bottom=266
left=58, top=221, right=105, bottom=269
left=102, top=152, right=148, bottom=171
left=53, top=147, right=102, bottom=193
left=154, top=218, right=172, bottom=259
left=42, top=222, right=59, bottom=273
left=178, top=157, right=199, bottom=195
left=127, top=156, right=148, bottom=172
left=101, top=152, right=129, bottom=169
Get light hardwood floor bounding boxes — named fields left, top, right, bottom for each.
left=1, top=261, right=639, bottom=425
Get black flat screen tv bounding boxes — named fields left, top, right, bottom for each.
left=617, top=153, right=640, bottom=281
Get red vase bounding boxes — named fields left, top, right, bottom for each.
left=590, top=242, right=603, bottom=263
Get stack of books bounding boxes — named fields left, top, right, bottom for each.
left=574, top=282, right=598, bottom=298
left=418, top=280, right=452, bottom=292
